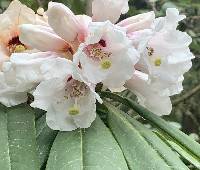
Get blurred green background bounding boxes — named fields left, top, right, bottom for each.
left=0, top=0, right=199, bottom=142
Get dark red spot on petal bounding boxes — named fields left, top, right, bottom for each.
left=99, top=39, right=106, bottom=47
left=8, top=36, right=23, bottom=46
left=67, top=76, right=73, bottom=82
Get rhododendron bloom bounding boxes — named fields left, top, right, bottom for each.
left=118, top=11, right=155, bottom=33
left=31, top=58, right=102, bottom=131
left=125, top=71, right=172, bottom=115
left=0, top=0, right=46, bottom=69
left=123, top=8, right=194, bottom=115
left=19, top=2, right=92, bottom=60
left=92, top=0, right=129, bottom=23
left=138, top=8, right=194, bottom=96
left=0, top=0, right=195, bottom=132
left=0, top=52, right=58, bottom=106
left=74, top=21, right=139, bottom=90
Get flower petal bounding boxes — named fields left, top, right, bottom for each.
left=92, top=0, right=129, bottom=23
left=0, top=45, right=9, bottom=70
left=19, top=24, right=68, bottom=52
left=73, top=90, right=97, bottom=128
left=47, top=2, right=80, bottom=42
left=40, top=57, right=73, bottom=80
left=46, top=105, right=77, bottom=131
left=118, top=11, right=155, bottom=33
left=2, top=0, right=35, bottom=25
left=125, top=71, right=172, bottom=115
left=76, top=15, right=92, bottom=42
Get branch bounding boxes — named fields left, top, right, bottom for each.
left=172, top=84, right=200, bottom=106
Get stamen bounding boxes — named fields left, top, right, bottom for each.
left=14, top=45, right=26, bottom=53
left=154, top=58, right=161, bottom=66
left=65, top=79, right=88, bottom=99
left=101, top=59, right=112, bottom=69
left=85, top=43, right=112, bottom=61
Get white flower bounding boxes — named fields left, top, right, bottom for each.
left=47, top=2, right=92, bottom=42
left=19, top=24, right=70, bottom=53
left=0, top=52, right=58, bottom=107
left=74, top=21, right=139, bottom=90
left=125, top=71, right=172, bottom=115
left=117, top=11, right=155, bottom=33
left=134, top=8, right=194, bottom=96
left=31, top=58, right=102, bottom=131
left=0, top=0, right=45, bottom=69
left=19, top=2, right=92, bottom=60
left=92, top=0, right=129, bottom=23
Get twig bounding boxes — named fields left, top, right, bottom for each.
left=35, top=0, right=43, bottom=7
left=86, top=0, right=92, bottom=16
left=172, top=84, right=200, bottom=106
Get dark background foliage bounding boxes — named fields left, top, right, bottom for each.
left=0, top=0, right=199, bottom=142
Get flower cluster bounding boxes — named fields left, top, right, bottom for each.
left=0, top=0, right=194, bottom=131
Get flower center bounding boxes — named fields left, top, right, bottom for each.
left=7, top=36, right=26, bottom=54
left=84, top=40, right=112, bottom=69
left=146, top=46, right=162, bottom=67
left=65, top=78, right=89, bottom=116
left=88, top=45, right=111, bottom=60
left=69, top=81, right=88, bottom=98
left=65, top=78, right=89, bottom=99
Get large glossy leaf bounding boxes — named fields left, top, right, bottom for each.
left=46, top=116, right=128, bottom=170
left=36, top=115, right=58, bottom=169
left=101, top=91, right=200, bottom=167
left=0, top=104, right=39, bottom=170
left=105, top=102, right=189, bottom=170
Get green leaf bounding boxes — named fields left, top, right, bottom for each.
left=19, top=0, right=39, bottom=10
left=168, top=141, right=200, bottom=168
left=34, top=108, right=46, bottom=120
left=104, top=102, right=189, bottom=170
left=46, top=116, right=128, bottom=170
left=0, top=105, right=10, bottom=170
left=0, top=104, right=39, bottom=170
left=101, top=91, right=200, bottom=168
left=122, top=107, right=188, bottom=169
left=155, top=131, right=200, bottom=169
left=36, top=115, right=58, bottom=169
